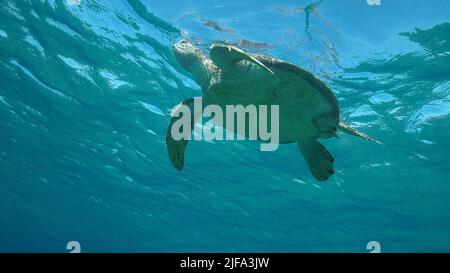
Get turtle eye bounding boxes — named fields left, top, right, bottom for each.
left=180, top=39, right=187, bottom=44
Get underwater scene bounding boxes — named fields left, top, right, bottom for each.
left=0, top=0, right=449, bottom=252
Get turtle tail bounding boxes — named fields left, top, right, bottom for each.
left=338, top=122, right=383, bottom=145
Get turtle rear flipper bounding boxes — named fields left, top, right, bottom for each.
left=338, top=121, right=383, bottom=145
left=298, top=140, right=334, bottom=181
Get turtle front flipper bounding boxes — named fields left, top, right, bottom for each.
left=209, top=44, right=274, bottom=74
left=298, top=140, right=334, bottom=181
left=165, top=98, right=201, bottom=170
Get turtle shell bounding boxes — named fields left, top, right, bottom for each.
left=250, top=53, right=340, bottom=119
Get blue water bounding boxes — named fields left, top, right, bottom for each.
left=1, top=0, right=449, bottom=252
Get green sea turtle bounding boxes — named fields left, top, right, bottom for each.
left=166, top=40, right=381, bottom=181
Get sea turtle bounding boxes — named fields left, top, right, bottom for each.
left=166, top=40, right=381, bottom=181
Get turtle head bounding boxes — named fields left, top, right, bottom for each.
left=173, top=40, right=206, bottom=75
